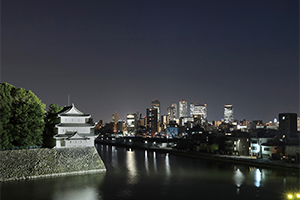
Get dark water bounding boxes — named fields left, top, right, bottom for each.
left=2, top=144, right=299, bottom=200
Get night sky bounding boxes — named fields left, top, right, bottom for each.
left=2, top=0, right=299, bottom=123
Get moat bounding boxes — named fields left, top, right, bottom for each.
left=2, top=144, right=299, bottom=200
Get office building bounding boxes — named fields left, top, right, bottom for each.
left=112, top=112, right=118, bottom=133
left=151, top=99, right=160, bottom=122
left=179, top=100, right=188, bottom=118
left=126, top=113, right=138, bottom=133
left=146, top=108, right=158, bottom=135
left=167, top=105, right=177, bottom=120
left=190, top=103, right=207, bottom=124
left=161, top=115, right=169, bottom=131
left=171, top=102, right=177, bottom=119
left=224, top=104, right=234, bottom=123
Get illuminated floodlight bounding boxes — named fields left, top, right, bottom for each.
left=297, top=193, right=300, bottom=198
left=287, top=194, right=293, bottom=199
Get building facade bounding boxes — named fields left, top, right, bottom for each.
left=179, top=100, right=188, bottom=118
left=167, top=105, right=177, bottom=121
left=190, top=103, right=207, bottom=125
left=279, top=113, right=298, bottom=138
left=151, top=99, right=160, bottom=122
left=146, top=108, right=158, bottom=135
left=224, top=104, right=234, bottom=123
left=126, top=113, right=138, bottom=133
left=112, top=112, right=119, bottom=133
left=54, top=104, right=96, bottom=148
left=171, top=102, right=177, bottom=119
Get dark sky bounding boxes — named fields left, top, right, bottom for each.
left=2, top=0, right=299, bottom=123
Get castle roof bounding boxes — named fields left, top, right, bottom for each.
left=58, top=104, right=90, bottom=117
left=54, top=132, right=96, bottom=140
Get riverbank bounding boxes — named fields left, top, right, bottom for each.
left=0, top=147, right=106, bottom=182
left=96, top=140, right=300, bottom=171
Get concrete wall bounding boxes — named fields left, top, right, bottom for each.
left=0, top=147, right=106, bottom=182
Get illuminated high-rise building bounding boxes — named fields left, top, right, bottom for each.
left=126, top=113, right=138, bottom=133
left=161, top=115, right=169, bottom=131
left=146, top=108, right=158, bottom=134
left=167, top=105, right=177, bottom=121
left=112, top=112, right=119, bottom=133
left=112, top=112, right=118, bottom=124
left=151, top=99, right=160, bottom=122
left=190, top=103, right=207, bottom=124
left=179, top=100, right=188, bottom=118
left=224, top=104, right=234, bottom=123
left=171, top=102, right=177, bottom=119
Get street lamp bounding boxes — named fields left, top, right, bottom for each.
left=287, top=192, right=300, bottom=199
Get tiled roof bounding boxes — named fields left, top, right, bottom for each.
left=60, top=114, right=90, bottom=116
left=56, top=123, right=94, bottom=127
left=54, top=132, right=96, bottom=140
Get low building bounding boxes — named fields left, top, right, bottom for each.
left=261, top=142, right=284, bottom=159
left=285, top=145, right=300, bottom=163
left=54, top=104, right=96, bottom=148
left=250, top=137, right=270, bottom=158
left=225, top=135, right=250, bottom=156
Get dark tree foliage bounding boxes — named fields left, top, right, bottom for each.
left=0, top=83, right=46, bottom=149
left=43, top=103, right=63, bottom=137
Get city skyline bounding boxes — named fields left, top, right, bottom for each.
left=2, top=0, right=299, bottom=123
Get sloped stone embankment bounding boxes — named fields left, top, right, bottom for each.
left=0, top=147, right=106, bottom=182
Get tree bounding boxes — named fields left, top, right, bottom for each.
left=43, top=103, right=63, bottom=147
left=44, top=103, right=63, bottom=136
left=0, top=83, right=46, bottom=149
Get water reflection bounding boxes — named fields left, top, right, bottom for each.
left=165, top=153, right=171, bottom=179
left=111, top=146, right=118, bottom=170
left=254, top=168, right=262, bottom=188
left=153, top=151, right=157, bottom=172
left=4, top=144, right=300, bottom=200
left=126, top=149, right=138, bottom=184
left=53, top=187, right=100, bottom=200
left=233, top=168, right=245, bottom=194
left=145, top=150, right=149, bottom=174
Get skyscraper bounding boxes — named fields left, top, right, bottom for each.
left=112, top=112, right=118, bottom=133
left=179, top=100, right=188, bottom=118
left=151, top=99, right=160, bottom=122
left=146, top=108, right=158, bottom=134
left=190, top=103, right=207, bottom=124
left=224, top=104, right=234, bottom=123
left=126, top=113, right=138, bottom=133
left=112, top=112, right=118, bottom=123
left=171, top=102, right=177, bottom=119
left=167, top=104, right=177, bottom=121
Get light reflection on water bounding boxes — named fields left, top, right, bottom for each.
left=97, top=144, right=299, bottom=200
left=126, top=149, right=138, bottom=185
left=254, top=168, right=262, bottom=188
left=2, top=144, right=299, bottom=200
left=53, top=187, right=101, bottom=200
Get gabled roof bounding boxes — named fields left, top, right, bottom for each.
left=58, top=104, right=90, bottom=117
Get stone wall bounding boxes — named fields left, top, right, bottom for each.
left=0, top=147, right=106, bottom=182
